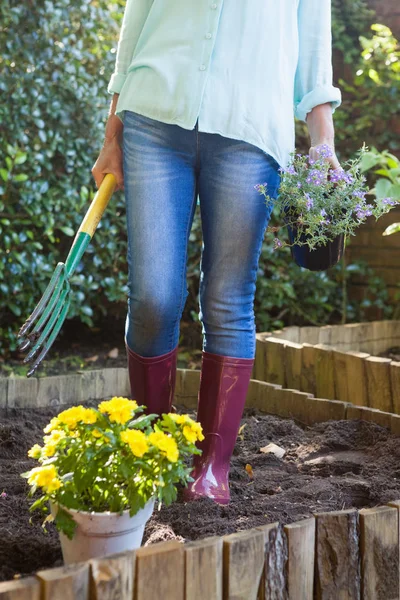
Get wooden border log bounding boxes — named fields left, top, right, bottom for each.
left=387, top=500, right=400, bottom=599
left=256, top=382, right=282, bottom=416
left=0, top=578, right=41, bottom=600
left=185, top=537, right=223, bottom=600
left=256, top=523, right=286, bottom=600
left=276, top=326, right=300, bottom=343
left=298, top=327, right=320, bottom=345
left=314, top=344, right=336, bottom=400
left=134, top=541, right=184, bottom=600
left=365, top=357, right=393, bottom=412
left=346, top=405, right=392, bottom=430
left=253, top=333, right=269, bottom=381
left=390, top=361, right=400, bottom=415
left=36, top=563, right=90, bottom=600
left=301, top=344, right=317, bottom=395
left=333, top=350, right=370, bottom=406
left=304, top=397, right=347, bottom=425
left=283, top=341, right=303, bottom=391
left=284, top=518, right=315, bottom=600
left=264, top=338, right=286, bottom=387
left=317, top=325, right=333, bottom=346
left=223, top=528, right=266, bottom=600
left=89, top=550, right=135, bottom=600
left=359, top=506, right=399, bottom=600
left=314, top=509, right=360, bottom=600
left=180, top=369, right=200, bottom=409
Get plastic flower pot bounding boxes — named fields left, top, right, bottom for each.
left=286, top=223, right=345, bottom=271
left=50, top=498, right=155, bottom=564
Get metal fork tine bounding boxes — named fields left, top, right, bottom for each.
left=23, top=285, right=70, bottom=363
left=18, top=271, right=67, bottom=351
left=18, top=263, right=65, bottom=338
left=27, top=299, right=71, bottom=378
left=25, top=272, right=68, bottom=342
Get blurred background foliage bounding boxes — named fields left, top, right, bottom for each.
left=0, top=0, right=399, bottom=357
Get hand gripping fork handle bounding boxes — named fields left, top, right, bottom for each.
left=17, top=174, right=116, bottom=377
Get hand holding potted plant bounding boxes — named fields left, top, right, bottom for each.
left=22, top=398, right=204, bottom=564
left=256, top=145, right=399, bottom=271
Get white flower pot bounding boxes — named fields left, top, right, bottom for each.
left=50, top=499, right=155, bottom=564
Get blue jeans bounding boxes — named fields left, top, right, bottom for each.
left=123, top=111, right=281, bottom=359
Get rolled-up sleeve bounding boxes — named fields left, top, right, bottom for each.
left=108, top=0, right=153, bottom=95
left=294, top=0, right=342, bottom=122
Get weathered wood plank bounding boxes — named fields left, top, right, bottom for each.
left=284, top=518, right=315, bottom=600
left=89, top=550, right=135, bottom=600
left=0, top=578, right=41, bottom=600
left=387, top=500, right=400, bottom=600
left=359, top=506, right=399, bottom=600
left=256, top=523, right=286, bottom=600
left=301, top=344, right=317, bottom=396
left=365, top=357, right=393, bottom=412
left=185, top=536, right=223, bottom=600
left=36, top=563, right=90, bottom=600
left=283, top=342, right=303, bottom=391
left=305, top=397, right=347, bottom=425
left=223, top=529, right=265, bottom=600
left=390, top=361, right=400, bottom=415
left=314, top=509, right=360, bottom=600
left=134, top=541, right=184, bottom=600
left=333, top=350, right=370, bottom=406
left=254, top=334, right=268, bottom=381
left=314, top=344, right=336, bottom=400
left=346, top=405, right=392, bottom=430
left=264, top=338, right=286, bottom=387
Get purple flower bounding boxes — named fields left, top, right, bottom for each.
left=352, top=189, right=366, bottom=199
left=306, top=168, right=326, bottom=186
left=304, top=192, right=314, bottom=210
left=273, top=238, right=283, bottom=250
left=320, top=209, right=327, bottom=217
left=382, top=197, right=397, bottom=206
left=297, top=182, right=302, bottom=188
left=329, top=168, right=354, bottom=185
left=315, top=144, right=334, bottom=159
left=0, top=492, right=7, bottom=499
left=254, top=182, right=268, bottom=192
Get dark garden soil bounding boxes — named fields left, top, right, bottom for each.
left=1, top=404, right=400, bottom=582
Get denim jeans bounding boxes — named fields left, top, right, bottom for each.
left=123, top=111, right=281, bottom=359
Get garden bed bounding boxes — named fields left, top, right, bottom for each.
left=1, top=402, right=400, bottom=583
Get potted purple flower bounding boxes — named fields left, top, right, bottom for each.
left=256, top=145, right=399, bottom=271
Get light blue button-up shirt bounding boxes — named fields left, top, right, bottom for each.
left=108, top=0, right=341, bottom=169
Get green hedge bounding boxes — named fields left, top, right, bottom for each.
left=0, top=0, right=396, bottom=356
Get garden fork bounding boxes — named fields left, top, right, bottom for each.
left=17, top=174, right=116, bottom=377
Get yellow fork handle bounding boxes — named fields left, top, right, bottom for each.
left=78, top=173, right=117, bottom=239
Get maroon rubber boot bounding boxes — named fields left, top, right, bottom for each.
left=126, top=344, right=178, bottom=415
left=184, top=351, right=254, bottom=504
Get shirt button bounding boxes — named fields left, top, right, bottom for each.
left=205, top=33, right=212, bottom=39
left=199, top=64, right=206, bottom=71
left=211, top=3, right=217, bottom=9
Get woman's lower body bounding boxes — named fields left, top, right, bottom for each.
left=123, top=110, right=281, bottom=503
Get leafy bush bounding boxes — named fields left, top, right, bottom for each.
left=0, top=0, right=127, bottom=353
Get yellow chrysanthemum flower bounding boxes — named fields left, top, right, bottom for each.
left=28, top=444, right=42, bottom=459
left=27, top=464, right=62, bottom=494
left=43, top=417, right=60, bottom=434
left=57, top=406, right=97, bottom=430
left=99, top=397, right=138, bottom=424
left=120, top=429, right=149, bottom=457
left=148, top=431, right=179, bottom=463
left=92, top=429, right=103, bottom=438
left=182, top=425, right=198, bottom=444
left=169, top=414, right=187, bottom=425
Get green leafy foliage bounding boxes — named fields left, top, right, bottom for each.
left=0, top=0, right=126, bottom=354
left=334, top=24, right=400, bottom=156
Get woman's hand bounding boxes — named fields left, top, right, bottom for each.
left=309, top=143, right=341, bottom=170
left=92, top=96, right=124, bottom=191
left=306, top=103, right=341, bottom=171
